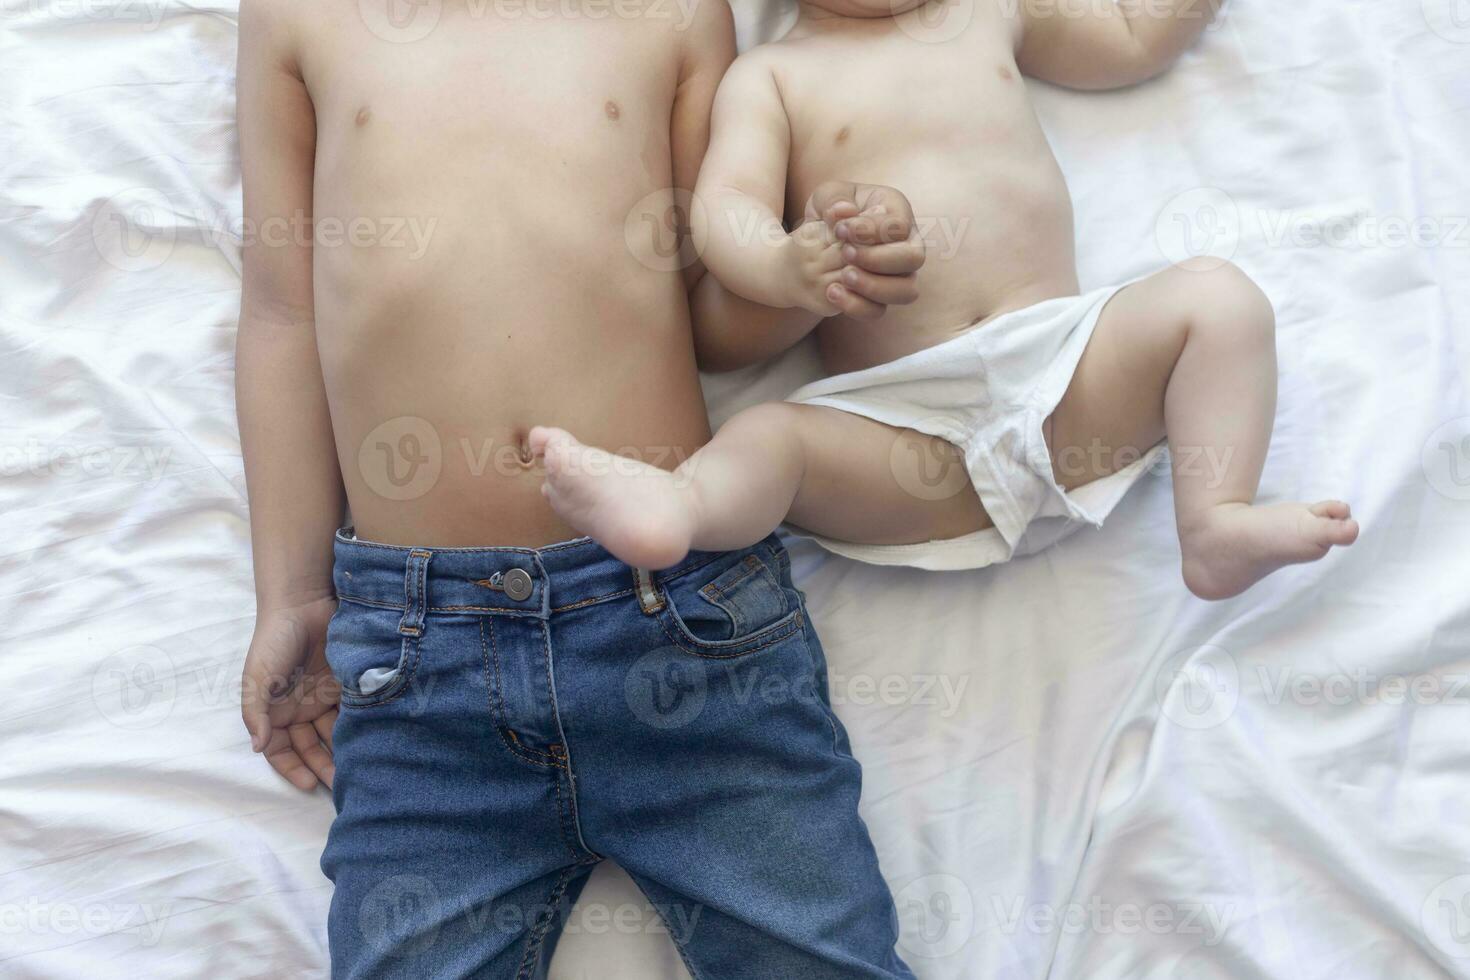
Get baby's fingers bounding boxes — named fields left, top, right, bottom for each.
left=842, top=238, right=926, bottom=276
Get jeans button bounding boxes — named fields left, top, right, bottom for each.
left=503, top=568, right=533, bottom=601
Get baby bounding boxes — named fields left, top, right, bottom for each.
left=532, top=0, right=1360, bottom=599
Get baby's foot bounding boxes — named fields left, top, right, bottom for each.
left=1180, top=500, right=1360, bottom=601
left=528, top=426, right=697, bottom=570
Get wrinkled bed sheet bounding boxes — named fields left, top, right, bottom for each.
left=2, top=0, right=1469, bottom=976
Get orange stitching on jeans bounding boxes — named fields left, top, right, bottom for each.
left=700, top=555, right=768, bottom=603
left=626, top=877, right=706, bottom=980
left=435, top=603, right=537, bottom=613
left=340, top=634, right=421, bottom=710
left=551, top=764, right=590, bottom=864
left=515, top=866, right=579, bottom=980
left=480, top=620, right=565, bottom=769
left=551, top=588, right=634, bottom=613
left=653, top=609, right=804, bottom=660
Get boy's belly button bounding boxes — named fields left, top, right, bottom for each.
left=514, top=430, right=535, bottom=468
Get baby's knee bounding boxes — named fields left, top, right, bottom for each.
left=725, top=400, right=804, bottom=437
left=1184, top=262, right=1275, bottom=346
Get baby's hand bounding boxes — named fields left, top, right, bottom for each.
left=781, top=217, right=847, bottom=316
left=804, top=180, right=926, bottom=321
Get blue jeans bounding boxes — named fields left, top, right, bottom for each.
left=320, top=529, right=914, bottom=979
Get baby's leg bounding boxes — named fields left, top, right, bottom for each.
left=530, top=404, right=988, bottom=569
left=1047, top=261, right=1358, bottom=600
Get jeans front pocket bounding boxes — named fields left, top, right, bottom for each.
left=657, top=545, right=806, bottom=660
left=325, top=600, right=423, bottom=708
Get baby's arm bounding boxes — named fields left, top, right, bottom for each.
left=236, top=0, right=344, bottom=789
left=1014, top=0, right=1223, bottom=90
left=666, top=12, right=827, bottom=372
left=689, top=57, right=925, bottom=371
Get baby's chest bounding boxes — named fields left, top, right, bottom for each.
left=778, top=33, right=1030, bottom=174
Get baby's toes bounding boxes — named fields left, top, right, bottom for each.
left=1309, top=500, right=1352, bottom=521
left=1302, top=511, right=1359, bottom=549
left=1325, top=517, right=1360, bottom=547
left=527, top=425, right=556, bottom=458
left=538, top=429, right=587, bottom=479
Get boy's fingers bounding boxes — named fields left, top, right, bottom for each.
left=263, top=732, right=318, bottom=791
left=808, top=180, right=861, bottom=224
left=314, top=709, right=337, bottom=752
left=826, top=283, right=886, bottom=321
left=291, top=721, right=336, bottom=790
left=835, top=213, right=914, bottom=247
left=241, top=664, right=273, bottom=752
left=841, top=238, right=926, bottom=275
left=839, top=267, right=920, bottom=306
left=854, top=185, right=918, bottom=226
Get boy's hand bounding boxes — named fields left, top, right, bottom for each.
left=241, top=595, right=340, bottom=791
left=803, top=180, right=926, bottom=320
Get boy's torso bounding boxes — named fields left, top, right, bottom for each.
left=297, top=2, right=713, bottom=547
left=767, top=0, right=1083, bottom=374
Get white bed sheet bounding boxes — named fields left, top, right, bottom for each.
left=2, top=0, right=1468, bottom=977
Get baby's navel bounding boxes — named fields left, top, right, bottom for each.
left=604, top=100, right=621, bottom=121
left=834, top=125, right=851, bottom=145
left=355, top=106, right=372, bottom=127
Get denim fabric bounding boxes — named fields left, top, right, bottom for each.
left=320, top=529, right=914, bottom=980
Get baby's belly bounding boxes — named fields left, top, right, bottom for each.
left=315, top=241, right=710, bottom=549
left=816, top=220, right=1081, bottom=375
left=798, top=154, right=1081, bottom=375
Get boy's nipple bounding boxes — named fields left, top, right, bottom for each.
left=355, top=106, right=372, bottom=127
left=604, top=100, right=621, bottom=122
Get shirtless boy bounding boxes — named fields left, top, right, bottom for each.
left=532, top=0, right=1361, bottom=599
left=234, top=0, right=921, bottom=975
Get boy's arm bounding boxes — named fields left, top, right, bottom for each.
left=236, top=0, right=343, bottom=788
left=1015, top=0, right=1223, bottom=90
